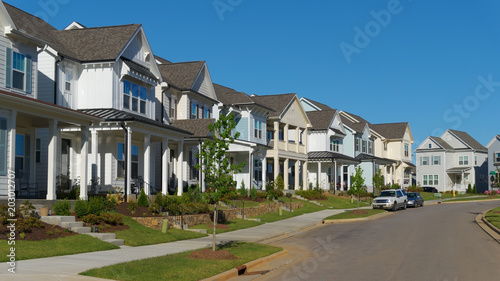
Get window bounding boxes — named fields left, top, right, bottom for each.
left=123, top=80, right=147, bottom=114
left=459, top=156, right=469, bottom=166
left=433, top=175, right=438, bottom=185
left=428, top=143, right=432, bottom=149
left=65, top=72, right=72, bottom=92
left=279, top=127, right=284, bottom=141
left=368, top=141, right=373, bottom=154
left=204, top=107, right=211, bottom=119
left=384, top=142, right=388, bottom=151
left=495, top=152, right=500, bottom=163
left=423, top=174, right=438, bottom=185
left=0, top=118, right=7, bottom=175
left=36, top=138, right=41, bottom=163
left=299, top=130, right=303, bottom=145
left=5, top=48, right=32, bottom=93
left=423, top=175, right=428, bottom=185
left=170, top=97, right=176, bottom=119
left=421, top=156, right=429, bottom=165
left=330, top=137, right=339, bottom=152
left=191, top=102, right=197, bottom=119
left=254, top=120, right=262, bottom=139
left=356, top=138, right=360, bottom=152
left=117, top=143, right=139, bottom=178
left=404, top=144, right=409, bottom=157
left=475, top=156, right=477, bottom=165
left=362, top=140, right=367, bottom=153
left=432, top=156, right=440, bottom=165
left=254, top=159, right=262, bottom=182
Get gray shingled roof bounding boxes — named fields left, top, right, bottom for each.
left=302, top=98, right=333, bottom=111
left=80, top=109, right=192, bottom=135
left=308, top=151, right=359, bottom=163
left=449, top=130, right=488, bottom=152
left=171, top=119, right=214, bottom=138
left=250, top=93, right=296, bottom=118
left=340, top=115, right=366, bottom=133
left=429, top=136, right=454, bottom=150
left=307, top=110, right=337, bottom=131
left=213, top=83, right=238, bottom=95
left=355, top=153, right=397, bottom=164
left=158, top=61, right=204, bottom=90
left=370, top=122, right=408, bottom=139
left=154, top=55, right=172, bottom=65
left=217, top=92, right=254, bottom=105
left=5, top=3, right=141, bottom=62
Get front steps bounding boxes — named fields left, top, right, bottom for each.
left=41, top=216, right=124, bottom=246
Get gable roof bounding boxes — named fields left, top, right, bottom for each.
left=307, top=110, right=337, bottom=131
left=213, top=83, right=238, bottom=95
left=171, top=119, right=214, bottom=138
left=428, top=136, right=454, bottom=150
left=5, top=3, right=141, bottom=62
left=370, top=122, right=409, bottom=140
left=340, top=114, right=366, bottom=133
left=486, top=135, right=500, bottom=148
left=301, top=98, right=333, bottom=111
left=158, top=61, right=205, bottom=90
left=250, top=93, right=296, bottom=118
left=448, top=129, right=487, bottom=152
left=154, top=55, right=173, bottom=65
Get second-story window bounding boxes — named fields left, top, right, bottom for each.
left=421, top=156, right=429, bottom=165
left=368, top=141, right=373, bottom=154
left=123, top=80, right=146, bottom=114
left=5, top=48, right=32, bottom=94
left=169, top=97, right=176, bottom=120
left=279, top=127, right=284, bottom=141
left=459, top=156, right=469, bottom=166
left=204, top=107, right=211, bottom=119
left=65, top=72, right=72, bottom=92
left=362, top=140, right=367, bottom=153
left=191, top=102, right=197, bottom=119
left=254, top=120, right=262, bottom=139
left=433, top=156, right=440, bottom=165
left=404, top=144, right=409, bottom=157
left=330, top=137, right=339, bottom=152
left=355, top=138, right=360, bottom=152
left=495, top=152, right=500, bottom=163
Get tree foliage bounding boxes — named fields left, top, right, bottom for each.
left=350, top=166, right=366, bottom=209
left=372, top=169, right=385, bottom=193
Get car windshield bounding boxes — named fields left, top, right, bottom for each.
left=379, top=191, right=395, bottom=197
left=408, top=193, right=417, bottom=198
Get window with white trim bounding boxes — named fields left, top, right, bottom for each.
left=421, top=156, right=429, bottom=165
left=432, top=156, right=440, bottom=165
left=475, top=156, right=477, bottom=165
left=0, top=118, right=7, bottom=175
left=190, top=102, right=197, bottom=119
left=362, top=140, right=367, bottom=153
left=117, top=143, right=139, bottom=178
left=404, top=144, right=409, bottom=157
left=254, top=120, right=262, bottom=139
left=495, top=152, right=500, bottom=163
left=423, top=174, right=438, bottom=185
left=65, top=72, right=72, bottom=92
left=356, top=138, right=360, bottom=152
left=459, top=156, right=469, bottom=166
left=5, top=48, right=32, bottom=93
left=330, top=137, right=339, bottom=152
left=368, top=140, right=373, bottom=154
left=204, top=107, right=211, bottom=119
left=123, top=80, right=147, bottom=114
left=170, top=97, right=176, bottom=119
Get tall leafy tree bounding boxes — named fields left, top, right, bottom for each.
left=351, top=166, right=366, bottom=210
left=196, top=112, right=245, bottom=251
left=372, top=169, right=385, bottom=193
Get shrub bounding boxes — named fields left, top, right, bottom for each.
left=99, top=213, right=123, bottom=225
left=286, top=193, right=292, bottom=198
left=274, top=175, right=284, bottom=190
left=19, top=200, right=36, bottom=217
left=267, top=189, right=283, bottom=200
left=74, top=197, right=106, bottom=218
left=256, top=191, right=267, bottom=200
left=52, top=199, right=71, bottom=216
left=238, top=180, right=247, bottom=198
left=127, top=201, right=138, bottom=211
left=467, top=184, right=472, bottom=194
left=472, top=184, right=477, bottom=194
left=148, top=202, right=161, bottom=214
left=137, top=188, right=149, bottom=207
left=296, top=190, right=327, bottom=200
left=82, top=214, right=101, bottom=225
left=250, top=186, right=258, bottom=200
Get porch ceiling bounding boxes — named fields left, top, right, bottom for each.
left=446, top=167, right=472, bottom=173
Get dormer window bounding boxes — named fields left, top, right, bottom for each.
left=254, top=120, right=262, bottom=139
left=330, top=137, right=339, bottom=152
left=65, top=72, right=72, bottom=92
left=123, top=80, right=146, bottom=114
left=5, top=48, right=32, bottom=94
left=368, top=141, right=373, bottom=154
left=404, top=144, right=409, bottom=157
left=190, top=102, right=198, bottom=119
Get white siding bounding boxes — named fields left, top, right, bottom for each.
left=78, top=65, right=114, bottom=109
left=37, top=51, right=55, bottom=103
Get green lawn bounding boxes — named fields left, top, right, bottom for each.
left=80, top=242, right=282, bottom=281
left=485, top=206, right=500, bottom=229
left=189, top=218, right=263, bottom=234
left=251, top=201, right=325, bottom=223
left=114, top=216, right=207, bottom=246
left=324, top=209, right=386, bottom=220
left=0, top=235, right=118, bottom=262
left=320, top=195, right=371, bottom=209
left=445, top=195, right=499, bottom=202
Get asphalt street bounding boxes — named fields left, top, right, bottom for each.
left=256, top=201, right=500, bottom=281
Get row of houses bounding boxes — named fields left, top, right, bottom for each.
left=415, top=131, right=499, bottom=194
left=0, top=1, right=416, bottom=201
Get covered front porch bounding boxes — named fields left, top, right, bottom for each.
left=308, top=151, right=359, bottom=191
left=446, top=167, right=472, bottom=193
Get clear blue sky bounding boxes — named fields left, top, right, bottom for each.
left=8, top=0, right=500, bottom=155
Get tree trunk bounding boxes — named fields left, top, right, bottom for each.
left=212, top=202, right=217, bottom=251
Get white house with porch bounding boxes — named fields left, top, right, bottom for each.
left=415, top=129, right=488, bottom=193
left=486, top=135, right=500, bottom=191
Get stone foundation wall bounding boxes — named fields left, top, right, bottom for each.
left=133, top=201, right=304, bottom=230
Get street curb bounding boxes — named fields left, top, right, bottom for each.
left=322, top=210, right=394, bottom=224
left=475, top=210, right=500, bottom=244
left=254, top=221, right=323, bottom=244
left=201, top=249, right=288, bottom=281
left=444, top=198, right=500, bottom=204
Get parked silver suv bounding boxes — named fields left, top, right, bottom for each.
left=372, top=189, right=407, bottom=211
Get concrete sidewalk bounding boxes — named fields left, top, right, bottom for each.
left=1, top=209, right=343, bottom=279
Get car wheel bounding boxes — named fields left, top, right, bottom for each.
left=403, top=202, right=407, bottom=210
left=421, top=201, right=424, bottom=207
left=392, top=202, right=397, bottom=211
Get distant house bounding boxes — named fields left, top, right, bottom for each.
left=251, top=93, right=311, bottom=190
left=486, top=135, right=500, bottom=190
left=214, top=84, right=273, bottom=190
left=415, top=129, right=488, bottom=193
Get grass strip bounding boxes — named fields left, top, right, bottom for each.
left=324, top=209, right=386, bottom=220
left=251, top=201, right=325, bottom=223
left=485, top=206, right=500, bottom=229
left=114, top=216, right=207, bottom=247
left=189, top=218, right=263, bottom=234
left=80, top=242, right=282, bottom=281
left=0, top=235, right=118, bottom=262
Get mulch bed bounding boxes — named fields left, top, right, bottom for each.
left=207, top=223, right=230, bottom=230
left=114, top=202, right=155, bottom=217
left=1, top=221, right=77, bottom=241
left=351, top=210, right=368, bottom=215
left=188, top=249, right=239, bottom=260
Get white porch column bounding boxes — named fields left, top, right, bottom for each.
left=295, top=127, right=300, bottom=153
left=79, top=125, right=89, bottom=200
left=294, top=160, right=300, bottom=190
left=248, top=151, right=253, bottom=191
left=384, top=165, right=388, bottom=185
left=390, top=165, right=394, bottom=184
left=273, top=122, right=279, bottom=150
left=177, top=141, right=184, bottom=196
left=91, top=129, right=99, bottom=186
left=317, top=162, right=322, bottom=189
left=274, top=156, right=279, bottom=182
left=262, top=157, right=267, bottom=189
left=126, top=128, right=132, bottom=196
left=284, top=158, right=289, bottom=190
left=144, top=134, right=151, bottom=195
left=303, top=161, right=308, bottom=190
left=7, top=110, right=16, bottom=177
left=347, top=165, right=351, bottom=189
left=46, top=119, right=58, bottom=200
left=284, top=124, right=289, bottom=151
left=162, top=138, right=169, bottom=195
left=334, top=160, right=338, bottom=190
